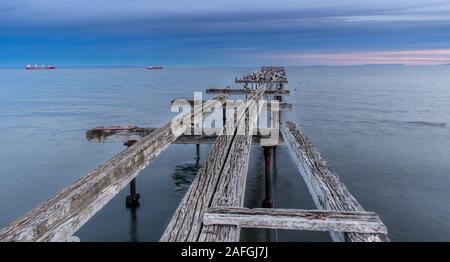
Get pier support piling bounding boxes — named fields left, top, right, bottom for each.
left=126, top=179, right=140, bottom=208
left=262, top=146, right=274, bottom=208
left=223, top=107, right=226, bottom=127
left=196, top=144, right=200, bottom=159
left=124, top=140, right=140, bottom=208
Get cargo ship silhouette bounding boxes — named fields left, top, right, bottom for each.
left=26, top=64, right=56, bottom=70
left=146, top=66, right=163, bottom=70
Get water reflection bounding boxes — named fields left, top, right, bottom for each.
left=172, top=148, right=202, bottom=192
left=129, top=206, right=139, bottom=242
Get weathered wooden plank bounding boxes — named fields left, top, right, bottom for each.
left=161, top=87, right=266, bottom=242
left=196, top=134, right=253, bottom=242
left=206, top=88, right=289, bottom=96
left=198, top=90, right=265, bottom=242
left=280, top=121, right=388, bottom=242
left=170, top=100, right=292, bottom=111
left=86, top=127, right=284, bottom=145
left=0, top=95, right=227, bottom=242
left=203, top=207, right=387, bottom=234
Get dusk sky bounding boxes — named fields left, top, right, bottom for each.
left=1, top=0, right=450, bottom=66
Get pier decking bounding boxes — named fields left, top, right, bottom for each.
left=0, top=66, right=388, bottom=242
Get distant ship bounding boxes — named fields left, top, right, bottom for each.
left=146, top=66, right=163, bottom=70
left=26, top=64, right=56, bottom=70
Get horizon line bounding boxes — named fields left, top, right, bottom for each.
left=1, top=63, right=450, bottom=69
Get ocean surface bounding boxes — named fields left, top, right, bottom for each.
left=0, top=66, right=449, bottom=241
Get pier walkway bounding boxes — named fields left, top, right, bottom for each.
left=0, top=67, right=388, bottom=242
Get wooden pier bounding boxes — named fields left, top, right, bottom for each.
left=236, top=66, right=288, bottom=84
left=0, top=66, right=388, bottom=242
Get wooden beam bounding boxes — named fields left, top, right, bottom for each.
left=197, top=134, right=254, bottom=241
left=0, top=95, right=227, bottom=242
left=280, top=121, right=388, bottom=242
left=86, top=127, right=284, bottom=145
left=203, top=207, right=388, bottom=234
left=171, top=100, right=292, bottom=111
left=197, top=88, right=265, bottom=242
left=161, top=87, right=266, bottom=242
left=206, top=88, right=289, bottom=96
left=235, top=80, right=288, bottom=84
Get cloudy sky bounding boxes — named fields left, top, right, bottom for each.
left=1, top=0, right=450, bottom=66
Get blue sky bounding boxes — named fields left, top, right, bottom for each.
left=1, top=0, right=450, bottom=66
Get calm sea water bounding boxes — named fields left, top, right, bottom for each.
left=0, top=66, right=449, bottom=241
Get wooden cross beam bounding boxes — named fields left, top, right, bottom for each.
left=206, top=88, right=289, bottom=96
left=86, top=127, right=284, bottom=145
left=235, top=80, right=288, bottom=83
left=170, top=99, right=292, bottom=111
left=203, top=207, right=388, bottom=234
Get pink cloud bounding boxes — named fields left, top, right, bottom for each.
left=262, top=49, right=450, bottom=65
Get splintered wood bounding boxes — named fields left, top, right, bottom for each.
left=0, top=66, right=389, bottom=243
left=86, top=127, right=284, bottom=145
left=280, top=121, right=388, bottom=242
left=161, top=87, right=266, bottom=242
left=0, top=95, right=227, bottom=242
left=203, top=207, right=387, bottom=234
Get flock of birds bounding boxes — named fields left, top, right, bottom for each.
left=239, top=66, right=287, bottom=82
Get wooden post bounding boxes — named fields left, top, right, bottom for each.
left=124, top=140, right=140, bottom=208
left=129, top=206, right=138, bottom=242
left=274, top=82, right=283, bottom=154
left=223, top=106, right=226, bottom=127
left=129, top=179, right=137, bottom=198
left=275, top=83, right=283, bottom=103
left=262, top=146, right=274, bottom=208
left=261, top=145, right=276, bottom=245
left=196, top=144, right=200, bottom=159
